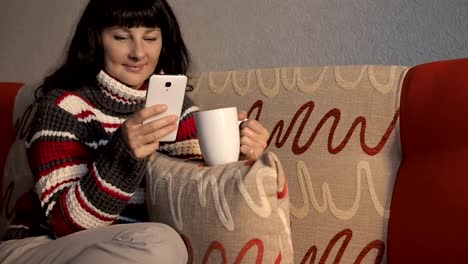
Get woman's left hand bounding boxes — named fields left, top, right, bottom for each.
left=238, top=111, right=270, bottom=160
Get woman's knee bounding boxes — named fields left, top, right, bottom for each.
left=113, top=223, right=188, bottom=263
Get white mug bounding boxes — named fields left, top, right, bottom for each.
left=194, top=107, right=240, bottom=166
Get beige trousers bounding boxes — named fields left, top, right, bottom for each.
left=0, top=223, right=187, bottom=264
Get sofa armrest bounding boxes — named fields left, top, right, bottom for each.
left=0, top=82, right=24, bottom=237
left=388, top=58, right=468, bottom=262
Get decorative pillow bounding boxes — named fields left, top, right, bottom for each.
left=0, top=82, right=36, bottom=239
left=146, top=151, right=293, bottom=263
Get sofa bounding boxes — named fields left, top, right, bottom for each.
left=1, top=58, right=467, bottom=263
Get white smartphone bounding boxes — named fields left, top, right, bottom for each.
left=144, top=74, right=187, bottom=142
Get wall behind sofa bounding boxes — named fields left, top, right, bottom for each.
left=170, top=0, right=467, bottom=71
left=0, top=0, right=466, bottom=85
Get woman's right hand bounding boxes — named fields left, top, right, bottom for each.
left=121, top=104, right=178, bottom=159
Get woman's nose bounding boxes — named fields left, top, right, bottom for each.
left=129, top=40, right=145, bottom=60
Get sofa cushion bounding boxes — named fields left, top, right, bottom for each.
left=146, top=152, right=293, bottom=263
left=187, top=65, right=408, bottom=262
left=388, top=58, right=468, bottom=262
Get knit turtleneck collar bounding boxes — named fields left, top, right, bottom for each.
left=91, top=70, right=148, bottom=114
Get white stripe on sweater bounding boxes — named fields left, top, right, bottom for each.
left=76, top=183, right=118, bottom=220
left=66, top=185, right=115, bottom=229
left=45, top=201, right=56, bottom=217
left=26, top=130, right=78, bottom=148
left=36, top=164, right=87, bottom=205
left=103, top=127, right=119, bottom=134
left=26, top=130, right=109, bottom=150
left=91, top=163, right=133, bottom=200
left=96, top=70, right=146, bottom=102
left=158, top=139, right=202, bottom=156
left=181, top=106, right=199, bottom=120
left=85, top=139, right=109, bottom=149
left=57, top=94, right=125, bottom=125
left=101, top=89, right=136, bottom=105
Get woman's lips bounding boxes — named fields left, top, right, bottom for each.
left=124, top=64, right=145, bottom=72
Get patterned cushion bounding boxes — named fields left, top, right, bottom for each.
left=187, top=65, right=407, bottom=262
left=146, top=152, right=293, bottom=263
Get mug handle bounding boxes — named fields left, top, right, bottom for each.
left=238, top=119, right=248, bottom=128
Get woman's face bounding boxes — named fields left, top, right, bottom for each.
left=101, top=26, right=162, bottom=89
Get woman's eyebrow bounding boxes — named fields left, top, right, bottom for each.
left=145, top=28, right=161, bottom=33
left=107, top=27, right=161, bottom=34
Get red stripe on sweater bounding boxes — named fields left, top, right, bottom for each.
left=35, top=160, right=87, bottom=183
left=176, top=116, right=197, bottom=141
left=75, top=110, right=121, bottom=128
left=74, top=186, right=115, bottom=222
left=102, top=123, right=121, bottom=128
left=89, top=165, right=131, bottom=201
left=28, top=141, right=93, bottom=172
left=75, top=110, right=96, bottom=119
left=50, top=190, right=84, bottom=237
left=40, top=177, right=80, bottom=202
left=56, top=93, right=123, bottom=127
left=98, top=84, right=133, bottom=104
left=56, top=92, right=123, bottom=126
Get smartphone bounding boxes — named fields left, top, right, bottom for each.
left=144, top=74, right=187, bottom=142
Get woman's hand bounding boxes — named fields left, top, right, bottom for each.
left=238, top=111, right=270, bottom=160
left=121, top=104, right=178, bottom=159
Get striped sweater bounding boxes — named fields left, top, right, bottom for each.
left=5, top=70, right=201, bottom=239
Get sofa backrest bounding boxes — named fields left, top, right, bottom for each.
left=187, top=65, right=408, bottom=263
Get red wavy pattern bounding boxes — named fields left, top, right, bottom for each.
left=182, top=235, right=282, bottom=263
left=182, top=229, right=381, bottom=263
left=277, top=180, right=288, bottom=200
left=203, top=240, right=228, bottom=263
left=248, top=100, right=399, bottom=156
left=300, top=229, right=384, bottom=264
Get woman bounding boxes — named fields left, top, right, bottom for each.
left=0, top=0, right=270, bottom=263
